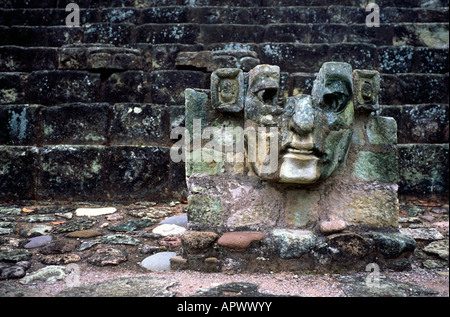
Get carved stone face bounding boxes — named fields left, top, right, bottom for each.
left=245, top=62, right=354, bottom=184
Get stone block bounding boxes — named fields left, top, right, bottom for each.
left=397, top=74, right=449, bottom=104
left=380, top=104, right=449, bottom=144
left=392, top=23, right=449, bottom=49
left=378, top=46, right=414, bottom=74
left=285, top=190, right=320, bottom=227
left=180, top=231, right=219, bottom=255
left=0, top=72, right=26, bottom=104
left=27, top=71, right=101, bottom=105
left=0, top=146, right=37, bottom=200
left=327, top=233, right=370, bottom=264
left=259, top=43, right=328, bottom=72
left=329, top=43, right=377, bottom=70
left=140, top=6, right=188, bottom=23
left=352, top=70, right=380, bottom=112
left=372, top=232, right=416, bottom=258
left=62, top=45, right=143, bottom=70
left=151, top=71, right=205, bottom=105
left=366, top=116, right=398, bottom=145
left=187, top=194, right=223, bottom=228
left=150, top=44, right=204, bottom=71
left=109, top=103, right=168, bottom=145
left=103, top=71, right=151, bottom=103
left=46, top=26, right=84, bottom=47
left=169, top=159, right=188, bottom=199
left=7, top=26, right=49, bottom=47
left=353, top=151, right=399, bottom=183
left=398, top=144, right=449, bottom=195
left=41, top=103, right=109, bottom=145
left=136, top=24, right=199, bottom=44
left=211, top=68, right=244, bottom=113
left=199, top=25, right=265, bottom=44
left=217, top=232, right=265, bottom=250
left=37, top=145, right=105, bottom=200
left=412, top=47, right=449, bottom=74
left=104, top=146, right=170, bottom=201
left=176, top=50, right=260, bottom=72
left=101, top=8, right=140, bottom=24
left=266, top=229, right=317, bottom=259
left=0, top=47, right=57, bottom=71
left=83, top=23, right=134, bottom=46
left=262, top=6, right=329, bottom=24
left=0, top=104, right=41, bottom=145
left=347, top=24, right=394, bottom=46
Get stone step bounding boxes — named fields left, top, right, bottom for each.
left=2, top=22, right=447, bottom=48
left=3, top=0, right=448, bottom=8
left=0, top=7, right=447, bottom=26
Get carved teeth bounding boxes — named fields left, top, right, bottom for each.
left=287, top=148, right=313, bottom=155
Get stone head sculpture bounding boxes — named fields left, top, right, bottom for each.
left=244, top=62, right=354, bottom=184
left=183, top=58, right=397, bottom=232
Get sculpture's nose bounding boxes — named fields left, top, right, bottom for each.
left=290, top=95, right=314, bottom=135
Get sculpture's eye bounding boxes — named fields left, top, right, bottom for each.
left=256, top=88, right=278, bottom=105
left=321, top=80, right=351, bottom=113
left=322, top=92, right=349, bottom=113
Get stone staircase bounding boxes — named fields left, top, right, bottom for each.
left=0, top=0, right=448, bottom=201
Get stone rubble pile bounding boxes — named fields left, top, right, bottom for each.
left=1, top=199, right=448, bottom=285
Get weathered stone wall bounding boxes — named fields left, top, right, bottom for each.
left=0, top=0, right=448, bottom=202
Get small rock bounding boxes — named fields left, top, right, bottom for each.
left=108, top=219, right=155, bottom=232
left=400, top=227, right=444, bottom=240
left=423, top=239, right=449, bottom=260
left=78, top=240, right=101, bottom=251
left=218, top=232, right=266, bottom=250
left=319, top=220, right=347, bottom=234
left=170, top=255, right=188, bottom=270
left=88, top=247, right=128, bottom=266
left=267, top=229, right=317, bottom=259
left=20, top=215, right=57, bottom=223
left=128, top=207, right=174, bottom=219
left=152, top=224, right=186, bottom=237
left=372, top=232, right=416, bottom=258
left=0, top=262, right=28, bottom=280
left=419, top=215, right=435, bottom=222
left=0, top=228, right=13, bottom=235
left=106, top=213, right=123, bottom=221
left=24, top=235, right=52, bottom=249
left=431, top=207, right=448, bottom=214
left=327, top=233, right=370, bottom=263
left=100, top=234, right=142, bottom=246
left=181, top=231, right=219, bottom=254
left=159, top=214, right=188, bottom=226
left=140, top=244, right=161, bottom=255
left=40, top=239, right=81, bottom=254
left=0, top=207, right=21, bottom=216
left=0, top=249, right=31, bottom=262
left=66, top=229, right=103, bottom=238
left=39, top=254, right=82, bottom=265
left=19, top=266, right=66, bottom=285
left=19, top=225, right=53, bottom=237
left=53, top=219, right=97, bottom=234
left=398, top=217, right=422, bottom=224
left=75, top=207, right=117, bottom=217
left=159, top=236, right=182, bottom=248
left=423, top=259, right=447, bottom=269
left=55, top=212, right=73, bottom=219
left=141, top=252, right=177, bottom=271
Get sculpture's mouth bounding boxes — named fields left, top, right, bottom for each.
left=283, top=146, right=322, bottom=161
